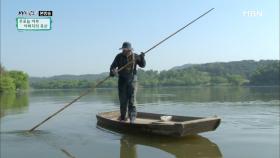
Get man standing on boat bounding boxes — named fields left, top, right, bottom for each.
left=110, top=42, right=146, bottom=123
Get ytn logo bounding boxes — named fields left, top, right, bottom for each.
left=17, top=10, right=53, bottom=16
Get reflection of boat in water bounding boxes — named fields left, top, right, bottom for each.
left=97, top=125, right=222, bottom=158
left=120, top=134, right=223, bottom=158
left=97, top=111, right=221, bottom=137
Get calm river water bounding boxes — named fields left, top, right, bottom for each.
left=0, top=86, right=279, bottom=158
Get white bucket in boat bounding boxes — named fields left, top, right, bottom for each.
left=160, top=116, right=172, bottom=121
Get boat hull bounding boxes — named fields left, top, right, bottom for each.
left=96, top=111, right=221, bottom=137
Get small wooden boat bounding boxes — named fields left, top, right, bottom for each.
left=96, top=111, right=221, bottom=137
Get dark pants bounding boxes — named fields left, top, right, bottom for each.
left=118, top=76, right=137, bottom=120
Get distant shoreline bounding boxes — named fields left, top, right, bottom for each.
left=2, top=60, right=279, bottom=93
left=27, top=85, right=280, bottom=90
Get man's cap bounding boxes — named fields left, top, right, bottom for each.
left=119, top=42, right=133, bottom=50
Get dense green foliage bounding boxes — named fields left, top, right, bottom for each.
left=30, top=60, right=279, bottom=89
left=0, top=75, right=16, bottom=92
left=30, top=78, right=118, bottom=89
left=250, top=61, right=280, bottom=85
left=0, top=65, right=29, bottom=93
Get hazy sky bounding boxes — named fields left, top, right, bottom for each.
left=1, top=0, right=279, bottom=77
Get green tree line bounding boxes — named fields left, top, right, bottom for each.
left=30, top=60, right=279, bottom=89
left=0, top=65, right=29, bottom=93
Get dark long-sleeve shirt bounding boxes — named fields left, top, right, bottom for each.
left=110, top=52, right=146, bottom=80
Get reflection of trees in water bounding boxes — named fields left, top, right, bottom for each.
left=137, top=87, right=246, bottom=103
left=30, top=89, right=119, bottom=103
left=248, top=87, right=280, bottom=101
left=120, top=134, right=222, bottom=158
left=28, top=87, right=279, bottom=109
left=136, top=87, right=279, bottom=103
left=0, top=93, right=29, bottom=117
left=103, top=86, right=279, bottom=103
